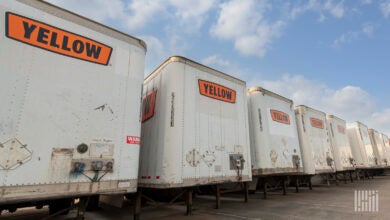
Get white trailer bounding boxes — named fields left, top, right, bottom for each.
left=368, top=129, right=387, bottom=167
left=0, top=0, right=146, bottom=213
left=247, top=87, right=303, bottom=175
left=346, top=122, right=377, bottom=168
left=139, top=56, right=252, bottom=189
left=295, top=105, right=335, bottom=174
left=381, top=133, right=390, bottom=166
left=326, top=115, right=355, bottom=171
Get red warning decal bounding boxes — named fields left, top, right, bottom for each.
left=126, top=136, right=140, bottom=144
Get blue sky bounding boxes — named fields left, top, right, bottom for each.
left=46, top=0, right=389, bottom=135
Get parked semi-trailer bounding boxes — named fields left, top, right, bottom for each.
left=139, top=56, right=252, bottom=189
left=369, top=129, right=387, bottom=167
left=0, top=0, right=146, bottom=214
left=295, top=105, right=335, bottom=174
left=347, top=122, right=377, bottom=168
left=247, top=87, right=303, bottom=176
left=326, top=115, right=355, bottom=172
left=381, top=133, right=390, bottom=166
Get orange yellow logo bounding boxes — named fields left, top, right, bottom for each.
left=6, top=12, right=112, bottom=65
left=310, top=117, right=324, bottom=129
left=198, top=80, right=236, bottom=103
left=270, top=110, right=290, bottom=125
left=337, top=125, right=345, bottom=134
left=142, top=90, right=157, bottom=122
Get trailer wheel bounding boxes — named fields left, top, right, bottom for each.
left=49, top=199, right=72, bottom=215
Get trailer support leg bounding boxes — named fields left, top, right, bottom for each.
left=350, top=171, right=353, bottom=183
left=326, top=174, right=330, bottom=186
left=134, top=189, right=142, bottom=220
left=282, top=177, right=287, bottom=195
left=335, top=173, right=339, bottom=186
left=244, top=182, right=249, bottom=203
left=77, top=197, right=89, bottom=220
left=308, top=176, right=313, bottom=190
left=215, top=184, right=221, bottom=209
left=295, top=178, right=299, bottom=193
left=186, top=188, right=193, bottom=215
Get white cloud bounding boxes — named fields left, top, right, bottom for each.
left=210, top=0, right=284, bottom=57
left=140, top=36, right=166, bottom=75
left=318, top=13, right=327, bottom=22
left=333, top=23, right=375, bottom=47
left=323, top=86, right=376, bottom=119
left=362, top=23, right=374, bottom=35
left=370, top=109, right=390, bottom=135
left=45, top=0, right=165, bottom=31
left=324, top=0, right=345, bottom=18
left=289, top=0, right=320, bottom=20
left=249, top=74, right=390, bottom=135
left=125, top=0, right=166, bottom=30
left=361, top=0, right=373, bottom=5
left=169, top=0, right=216, bottom=31
left=289, top=0, right=345, bottom=21
left=202, top=55, right=231, bottom=67
left=46, top=0, right=128, bottom=23
left=46, top=0, right=215, bottom=32
left=249, top=74, right=332, bottom=107
left=380, top=0, right=390, bottom=18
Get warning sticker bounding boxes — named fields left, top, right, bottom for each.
left=6, top=12, right=112, bottom=65
left=198, top=79, right=236, bottom=103
left=126, top=136, right=140, bottom=144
